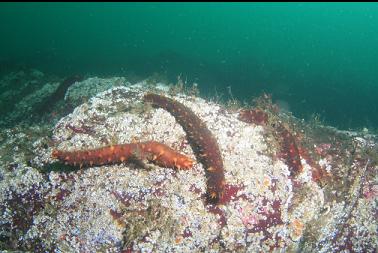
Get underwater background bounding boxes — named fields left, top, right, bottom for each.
left=1, top=2, right=378, bottom=131
left=1, top=3, right=378, bottom=252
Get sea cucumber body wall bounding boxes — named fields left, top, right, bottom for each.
left=144, top=93, right=225, bottom=204
left=52, top=141, right=194, bottom=170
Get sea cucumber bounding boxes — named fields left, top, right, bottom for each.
left=52, top=141, right=194, bottom=170
left=238, top=108, right=269, bottom=125
left=237, top=108, right=303, bottom=177
left=275, top=123, right=303, bottom=177
left=36, top=75, right=83, bottom=115
left=144, top=93, right=225, bottom=204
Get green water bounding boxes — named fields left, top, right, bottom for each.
left=1, top=2, right=378, bottom=130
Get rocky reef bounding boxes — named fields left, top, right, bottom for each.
left=0, top=73, right=377, bottom=252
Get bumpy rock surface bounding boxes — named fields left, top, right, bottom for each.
left=0, top=77, right=377, bottom=252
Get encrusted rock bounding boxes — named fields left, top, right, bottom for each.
left=0, top=76, right=376, bottom=252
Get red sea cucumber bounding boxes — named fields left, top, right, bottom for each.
left=144, top=93, right=225, bottom=205
left=275, top=123, right=303, bottom=177
left=238, top=108, right=269, bottom=126
left=52, top=141, right=194, bottom=170
left=237, top=108, right=303, bottom=177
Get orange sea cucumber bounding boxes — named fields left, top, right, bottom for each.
left=52, top=141, right=194, bottom=170
left=144, top=93, right=225, bottom=205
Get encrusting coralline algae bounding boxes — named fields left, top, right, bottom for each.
left=0, top=75, right=377, bottom=252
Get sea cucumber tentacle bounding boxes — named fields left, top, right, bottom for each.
left=52, top=141, right=194, bottom=170
left=144, top=93, right=225, bottom=205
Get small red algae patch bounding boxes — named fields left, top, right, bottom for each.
left=219, top=184, right=246, bottom=204
left=109, top=209, right=123, bottom=220
left=247, top=199, right=283, bottom=234
left=182, top=227, right=193, bottom=238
